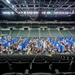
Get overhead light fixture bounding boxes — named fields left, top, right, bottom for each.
left=11, top=12, right=14, bottom=14
left=42, top=12, right=46, bottom=15
left=2, top=11, right=14, bottom=15
left=33, top=11, right=39, bottom=14
left=58, top=12, right=64, bottom=14
left=6, top=0, right=10, bottom=4
left=29, top=12, right=33, bottom=15
left=54, top=11, right=72, bottom=15
left=54, top=12, right=58, bottom=14
left=24, top=11, right=26, bottom=14
left=27, top=11, right=30, bottom=14
left=27, top=11, right=38, bottom=15
left=2, top=11, right=10, bottom=14
left=65, top=12, right=69, bottom=14
left=47, top=11, right=51, bottom=15
left=72, top=10, right=74, bottom=14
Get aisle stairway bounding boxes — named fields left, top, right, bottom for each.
left=60, top=30, right=72, bottom=37
left=30, top=30, right=39, bottom=37
left=17, top=30, right=21, bottom=37
left=50, top=30, right=62, bottom=37
left=11, top=30, right=19, bottom=37
left=18, top=30, right=29, bottom=37
left=40, top=30, right=50, bottom=37
left=69, top=30, right=75, bottom=37
left=58, top=30, right=64, bottom=37
left=48, top=29, right=52, bottom=37
left=68, top=30, right=74, bottom=37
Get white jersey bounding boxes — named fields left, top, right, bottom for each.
left=73, top=42, right=75, bottom=47
left=17, top=45, right=22, bottom=50
left=8, top=42, right=10, bottom=47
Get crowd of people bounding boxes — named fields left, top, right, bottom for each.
left=0, top=37, right=75, bottom=55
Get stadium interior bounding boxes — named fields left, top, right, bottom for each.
left=0, top=0, right=75, bottom=75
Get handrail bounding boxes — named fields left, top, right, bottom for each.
left=0, top=21, right=75, bottom=24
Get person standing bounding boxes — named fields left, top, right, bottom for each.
left=0, top=44, right=2, bottom=54
left=0, top=44, right=2, bottom=51
left=8, top=41, right=10, bottom=51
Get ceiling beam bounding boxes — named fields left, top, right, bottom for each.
left=1, top=0, right=20, bottom=16
left=33, top=0, right=37, bottom=10
left=12, top=4, right=70, bottom=6
left=64, top=2, right=75, bottom=10
left=13, top=7, right=75, bottom=10
left=54, top=0, right=70, bottom=11
left=24, top=0, right=29, bottom=10
left=0, top=21, right=75, bottom=24
left=47, top=0, right=52, bottom=7
left=15, top=0, right=21, bottom=10
left=52, top=0, right=58, bottom=7
left=38, top=0, right=41, bottom=11
left=1, top=7, right=75, bottom=11
left=33, top=0, right=35, bottom=8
